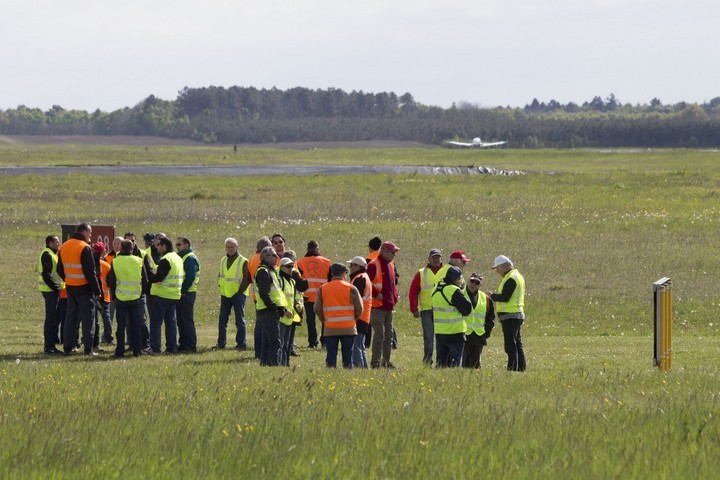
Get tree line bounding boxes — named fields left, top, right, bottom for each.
left=1, top=87, right=720, bottom=148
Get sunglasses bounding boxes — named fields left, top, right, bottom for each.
left=469, top=279, right=481, bottom=285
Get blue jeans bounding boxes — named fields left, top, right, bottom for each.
left=326, top=335, right=355, bottom=368
left=115, top=299, right=143, bottom=356
left=420, top=310, right=434, bottom=364
left=177, top=292, right=197, bottom=351
left=352, top=332, right=368, bottom=368
left=279, top=322, right=293, bottom=366
left=436, top=333, right=464, bottom=367
left=42, top=291, right=59, bottom=348
left=94, top=300, right=112, bottom=344
left=218, top=293, right=246, bottom=348
left=258, top=308, right=281, bottom=366
left=150, top=296, right=178, bottom=353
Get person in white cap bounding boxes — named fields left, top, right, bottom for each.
left=490, top=255, right=526, bottom=372
left=408, top=249, right=449, bottom=365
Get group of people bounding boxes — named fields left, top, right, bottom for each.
left=38, top=223, right=526, bottom=371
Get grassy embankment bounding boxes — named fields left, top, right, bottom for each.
left=0, top=145, right=719, bottom=478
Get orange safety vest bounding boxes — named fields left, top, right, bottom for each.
left=59, top=238, right=90, bottom=287
left=353, top=272, right=372, bottom=324
left=297, top=255, right=331, bottom=303
left=320, top=279, right=357, bottom=331
left=366, top=250, right=379, bottom=262
left=368, top=257, right=396, bottom=308
left=100, top=259, right=111, bottom=303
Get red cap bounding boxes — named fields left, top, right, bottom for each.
left=93, top=242, right=106, bottom=253
left=380, top=241, right=400, bottom=253
left=449, top=250, right=470, bottom=262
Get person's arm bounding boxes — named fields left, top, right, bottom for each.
left=484, top=293, right=495, bottom=336
left=181, top=257, right=197, bottom=294
left=314, top=288, right=324, bottom=322
left=350, top=285, right=363, bottom=320
left=452, top=289, right=473, bottom=316
left=238, top=260, right=250, bottom=295
left=291, top=270, right=308, bottom=292
left=141, top=264, right=149, bottom=294
left=366, top=262, right=381, bottom=299
left=149, top=259, right=171, bottom=284
left=81, top=247, right=101, bottom=295
left=490, top=278, right=517, bottom=303
left=107, top=265, right=117, bottom=298
left=408, top=271, right=421, bottom=315
left=143, top=253, right=156, bottom=276
left=256, top=268, right=279, bottom=312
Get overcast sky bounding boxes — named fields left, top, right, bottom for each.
left=2, top=0, right=719, bottom=112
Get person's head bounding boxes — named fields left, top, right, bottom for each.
left=271, top=233, right=285, bottom=253
left=283, top=250, right=297, bottom=262
left=256, top=236, right=271, bottom=253
left=120, top=239, right=134, bottom=255
left=76, top=223, right=92, bottom=242
left=466, top=273, right=484, bottom=293
left=380, top=241, right=399, bottom=262
left=449, top=250, right=470, bottom=269
left=124, top=231, right=136, bottom=243
left=491, top=255, right=513, bottom=276
left=260, top=246, right=278, bottom=264
left=45, top=235, right=60, bottom=251
left=330, top=263, right=349, bottom=279
left=112, top=236, right=123, bottom=253
left=444, top=266, right=463, bottom=287
left=93, top=242, right=106, bottom=257
left=156, top=236, right=173, bottom=254
left=143, top=233, right=155, bottom=247
left=176, top=236, right=191, bottom=254
left=347, top=255, right=367, bottom=274
left=368, top=236, right=382, bottom=252
left=307, top=240, right=319, bottom=254
left=428, top=248, right=442, bottom=267
left=225, top=237, right=238, bottom=256
left=279, top=256, right=295, bottom=275
left=154, top=233, right=168, bottom=248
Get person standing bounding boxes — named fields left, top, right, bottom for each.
left=148, top=236, right=185, bottom=354
left=176, top=236, right=200, bottom=353
left=348, top=256, right=372, bottom=368
left=281, top=250, right=308, bottom=358
left=364, top=236, right=382, bottom=348
left=92, top=242, right=113, bottom=348
left=38, top=235, right=64, bottom=354
left=255, top=246, right=290, bottom=366
left=277, top=257, right=305, bottom=366
left=296, top=240, right=331, bottom=349
left=408, top=249, right=448, bottom=365
left=315, top=263, right=363, bottom=368
left=366, top=241, right=400, bottom=368
left=57, top=223, right=102, bottom=356
left=462, top=273, right=495, bottom=369
left=107, top=239, right=148, bottom=357
left=216, top=237, right=250, bottom=350
left=247, top=236, right=272, bottom=358
left=432, top=266, right=472, bottom=367
left=490, top=255, right=526, bottom=372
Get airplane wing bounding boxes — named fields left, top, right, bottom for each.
left=443, top=140, right=473, bottom=147
left=479, top=141, right=507, bottom=147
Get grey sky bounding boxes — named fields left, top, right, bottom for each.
left=2, top=0, right=718, bottom=112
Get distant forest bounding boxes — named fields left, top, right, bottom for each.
left=2, top=86, right=720, bottom=148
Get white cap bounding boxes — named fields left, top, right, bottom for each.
left=346, top=255, right=367, bottom=267
left=492, top=255, right=511, bottom=269
left=279, top=257, right=294, bottom=267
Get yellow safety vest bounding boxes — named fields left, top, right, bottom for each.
left=38, top=247, right=64, bottom=293
left=113, top=255, right=143, bottom=302
left=495, top=269, right=525, bottom=319
left=150, top=252, right=185, bottom=300
left=218, top=255, right=247, bottom=298
left=279, top=275, right=301, bottom=326
left=418, top=264, right=449, bottom=311
left=432, top=282, right=467, bottom=335
left=465, top=291, right=487, bottom=336
left=255, top=265, right=287, bottom=311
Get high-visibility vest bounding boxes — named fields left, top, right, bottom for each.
left=255, top=264, right=287, bottom=311
left=112, top=255, right=143, bottom=302
left=247, top=253, right=261, bottom=300
left=279, top=274, right=301, bottom=326
left=418, top=264, right=449, bottom=311
left=495, top=269, right=525, bottom=318
left=37, top=247, right=64, bottom=293
left=59, top=238, right=91, bottom=287
left=368, top=257, right=396, bottom=308
left=432, top=281, right=467, bottom=335
left=150, top=252, right=185, bottom=300
left=180, top=251, right=200, bottom=293
left=296, top=255, right=331, bottom=303
left=353, top=272, right=372, bottom=324
left=99, top=259, right=111, bottom=303
left=145, top=247, right=157, bottom=270
left=366, top=251, right=379, bottom=262
left=218, top=255, right=246, bottom=298
left=465, top=291, right=487, bottom=336
left=320, top=279, right=357, bottom=331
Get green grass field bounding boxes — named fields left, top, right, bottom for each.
left=1, top=144, right=719, bottom=478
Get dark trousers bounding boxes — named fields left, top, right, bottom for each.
left=177, top=292, right=197, bottom=351
left=501, top=318, right=526, bottom=372
left=42, top=291, right=59, bottom=348
left=325, top=335, right=355, bottom=368
left=258, top=308, right=281, bottom=366
left=128, top=294, right=150, bottom=349
left=63, top=293, right=95, bottom=354
left=436, top=333, right=464, bottom=367
left=150, top=296, right=178, bottom=353
left=462, top=344, right=485, bottom=369
left=218, top=293, right=246, bottom=348
left=115, top=299, right=143, bottom=356
left=279, top=322, right=292, bottom=366
left=305, top=300, right=319, bottom=347
left=57, top=297, right=67, bottom=343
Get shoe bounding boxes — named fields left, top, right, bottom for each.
left=371, top=364, right=380, bottom=369
left=142, top=347, right=153, bottom=355
left=382, top=362, right=396, bottom=369
left=84, top=351, right=99, bottom=356
left=307, top=344, right=318, bottom=349
left=44, top=347, right=61, bottom=354
left=102, top=340, right=115, bottom=346
left=71, top=347, right=79, bottom=353
left=111, top=353, right=124, bottom=359
left=162, top=351, right=176, bottom=355
left=211, top=345, right=225, bottom=351
left=93, top=347, right=103, bottom=353
left=146, top=350, right=161, bottom=356
left=290, top=351, right=300, bottom=357
left=235, top=345, right=247, bottom=351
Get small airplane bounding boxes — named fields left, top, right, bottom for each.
left=443, top=137, right=507, bottom=148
